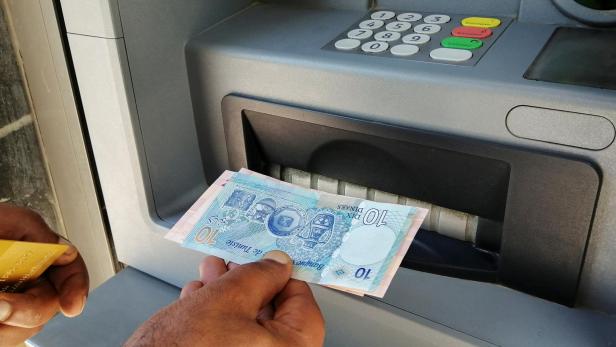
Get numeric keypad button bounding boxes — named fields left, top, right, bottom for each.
left=335, top=38, right=361, bottom=50
left=347, top=28, right=373, bottom=39
left=424, top=14, right=451, bottom=24
left=414, top=23, right=441, bottom=34
left=385, top=21, right=412, bottom=32
left=397, top=12, right=422, bottom=22
left=359, top=19, right=384, bottom=30
left=371, top=11, right=396, bottom=20
left=402, top=33, right=431, bottom=45
left=430, top=48, right=473, bottom=62
left=390, top=44, right=420, bottom=57
left=361, top=41, right=389, bottom=53
left=374, top=31, right=401, bottom=42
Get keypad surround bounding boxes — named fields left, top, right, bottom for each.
left=324, top=10, right=511, bottom=66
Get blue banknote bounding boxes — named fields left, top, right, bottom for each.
left=178, top=171, right=426, bottom=296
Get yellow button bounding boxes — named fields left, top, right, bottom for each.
left=461, top=17, right=501, bottom=28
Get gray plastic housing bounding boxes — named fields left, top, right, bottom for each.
left=219, top=95, right=600, bottom=305
left=48, top=1, right=616, bottom=345
left=185, top=4, right=616, bottom=312
left=28, top=267, right=616, bottom=347
left=552, top=0, right=616, bottom=26
left=117, top=1, right=588, bottom=225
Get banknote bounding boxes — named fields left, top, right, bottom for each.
left=167, top=170, right=427, bottom=297
left=238, top=169, right=422, bottom=297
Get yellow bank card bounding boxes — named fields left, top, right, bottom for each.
left=0, top=240, right=68, bottom=293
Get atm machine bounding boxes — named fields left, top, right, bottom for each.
left=32, top=0, right=616, bottom=346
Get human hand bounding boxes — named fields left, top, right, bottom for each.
left=125, top=251, right=325, bottom=347
left=0, top=204, right=89, bottom=346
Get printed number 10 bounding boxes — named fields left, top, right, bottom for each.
left=362, top=208, right=388, bottom=227
left=355, top=268, right=372, bottom=280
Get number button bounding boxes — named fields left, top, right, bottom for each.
left=359, top=19, right=384, bottom=30
left=402, top=33, right=430, bottom=45
left=390, top=44, right=420, bottom=57
left=397, top=12, right=422, bottom=22
left=361, top=41, right=389, bottom=53
left=347, top=28, right=373, bottom=40
left=335, top=38, right=361, bottom=50
left=371, top=11, right=396, bottom=20
left=424, top=14, right=451, bottom=24
left=385, top=21, right=412, bottom=32
left=374, top=31, right=401, bottom=42
left=414, top=24, right=441, bottom=34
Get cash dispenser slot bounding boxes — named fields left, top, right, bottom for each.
left=267, top=166, right=502, bottom=282
left=218, top=95, right=600, bottom=305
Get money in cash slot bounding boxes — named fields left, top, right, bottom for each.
left=270, top=165, right=503, bottom=281
left=212, top=96, right=599, bottom=304
left=166, top=169, right=429, bottom=297
left=271, top=165, right=502, bottom=251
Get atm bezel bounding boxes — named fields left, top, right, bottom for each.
left=220, top=94, right=600, bottom=305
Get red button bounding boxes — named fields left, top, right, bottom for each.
left=452, top=26, right=492, bottom=39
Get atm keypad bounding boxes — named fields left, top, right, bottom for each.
left=361, top=41, right=389, bottom=53
left=386, top=21, right=412, bottom=32
left=324, top=10, right=511, bottom=66
left=397, top=12, right=422, bottom=22
left=390, top=44, right=419, bottom=56
left=359, top=19, right=384, bottom=30
left=374, top=31, right=401, bottom=41
left=334, top=38, right=361, bottom=50
left=430, top=48, right=473, bottom=62
left=371, top=10, right=396, bottom=20
left=423, top=14, right=451, bottom=24
left=347, top=28, right=373, bottom=39
left=402, top=34, right=430, bottom=45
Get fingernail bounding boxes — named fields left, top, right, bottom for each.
left=0, top=301, right=12, bottom=322
left=64, top=295, right=86, bottom=318
left=263, top=250, right=291, bottom=264
left=78, top=295, right=87, bottom=315
left=63, top=245, right=77, bottom=256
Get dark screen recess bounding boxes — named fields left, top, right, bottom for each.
left=525, top=27, right=616, bottom=90
left=575, top=0, right=616, bottom=10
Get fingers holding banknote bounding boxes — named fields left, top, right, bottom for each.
left=199, top=256, right=228, bottom=284
left=126, top=251, right=325, bottom=347
left=178, top=281, right=203, bottom=299
left=213, top=251, right=324, bottom=346
left=179, top=257, right=277, bottom=321
left=179, top=256, right=230, bottom=298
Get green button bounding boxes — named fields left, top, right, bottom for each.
left=441, top=37, right=483, bottom=50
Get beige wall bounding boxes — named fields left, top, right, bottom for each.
left=2, top=0, right=117, bottom=289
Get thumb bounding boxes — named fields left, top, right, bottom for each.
left=208, top=251, right=292, bottom=317
left=52, top=244, right=79, bottom=267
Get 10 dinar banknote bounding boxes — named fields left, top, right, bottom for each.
left=166, top=170, right=427, bottom=297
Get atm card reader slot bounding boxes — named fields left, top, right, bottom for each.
left=218, top=95, right=600, bottom=305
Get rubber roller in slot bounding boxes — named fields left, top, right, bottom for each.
left=268, top=164, right=501, bottom=250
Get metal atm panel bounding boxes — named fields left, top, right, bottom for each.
left=39, top=1, right=616, bottom=346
